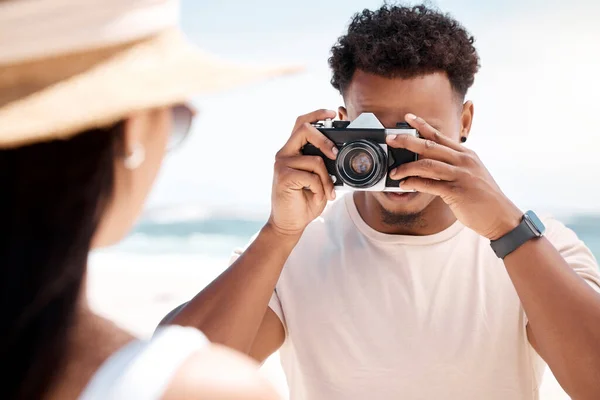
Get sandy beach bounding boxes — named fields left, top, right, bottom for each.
left=87, top=253, right=570, bottom=399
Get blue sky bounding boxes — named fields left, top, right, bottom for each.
left=147, top=0, right=600, bottom=216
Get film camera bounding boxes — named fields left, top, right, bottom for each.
left=302, top=113, right=419, bottom=192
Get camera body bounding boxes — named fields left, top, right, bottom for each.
left=302, top=113, right=419, bottom=192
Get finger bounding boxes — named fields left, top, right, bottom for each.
left=293, top=109, right=337, bottom=131
left=281, top=168, right=326, bottom=200
left=279, top=122, right=338, bottom=160
left=399, top=177, right=451, bottom=197
left=385, top=133, right=460, bottom=165
left=284, top=156, right=336, bottom=201
left=390, top=159, right=459, bottom=182
left=404, top=113, right=465, bottom=152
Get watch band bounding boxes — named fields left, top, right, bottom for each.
left=490, top=213, right=544, bottom=259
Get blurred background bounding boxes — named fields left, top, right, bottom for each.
left=88, top=1, right=600, bottom=399
left=115, top=0, right=600, bottom=257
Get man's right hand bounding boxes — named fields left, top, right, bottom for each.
left=159, top=111, right=339, bottom=360
left=267, top=109, right=339, bottom=238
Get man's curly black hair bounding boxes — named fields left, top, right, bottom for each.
left=329, top=4, right=480, bottom=98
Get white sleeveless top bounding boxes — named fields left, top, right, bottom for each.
left=79, top=326, right=208, bottom=400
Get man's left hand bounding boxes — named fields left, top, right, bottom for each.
left=387, top=113, right=522, bottom=241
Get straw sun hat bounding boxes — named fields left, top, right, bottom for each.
left=0, top=0, right=301, bottom=149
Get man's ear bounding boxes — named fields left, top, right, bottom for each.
left=338, top=106, right=348, bottom=121
left=460, top=101, right=474, bottom=141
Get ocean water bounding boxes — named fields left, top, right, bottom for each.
left=108, top=212, right=600, bottom=261
left=112, top=218, right=262, bottom=258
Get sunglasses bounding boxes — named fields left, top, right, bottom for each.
left=168, top=103, right=196, bottom=151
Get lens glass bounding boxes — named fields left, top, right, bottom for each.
left=348, top=150, right=374, bottom=177
left=168, top=104, right=195, bottom=151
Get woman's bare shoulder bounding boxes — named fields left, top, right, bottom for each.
left=161, top=343, right=281, bottom=400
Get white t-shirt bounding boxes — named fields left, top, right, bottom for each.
left=234, top=194, right=600, bottom=400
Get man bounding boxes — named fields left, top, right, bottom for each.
left=162, top=4, right=600, bottom=399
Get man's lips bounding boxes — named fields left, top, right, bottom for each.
left=384, top=192, right=419, bottom=202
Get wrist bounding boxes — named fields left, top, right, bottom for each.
left=261, top=221, right=303, bottom=248
left=487, top=204, right=523, bottom=241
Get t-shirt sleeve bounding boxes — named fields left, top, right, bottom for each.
left=544, top=216, right=600, bottom=292
left=268, top=288, right=286, bottom=334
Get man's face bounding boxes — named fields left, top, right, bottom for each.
left=339, top=70, right=472, bottom=222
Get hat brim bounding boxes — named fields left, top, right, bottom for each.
left=0, top=29, right=303, bottom=148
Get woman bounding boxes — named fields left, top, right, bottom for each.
left=0, top=0, right=296, bottom=399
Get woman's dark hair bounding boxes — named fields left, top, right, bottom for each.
left=329, top=4, right=480, bottom=98
left=0, top=122, right=124, bottom=399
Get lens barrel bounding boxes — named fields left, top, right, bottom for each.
left=336, top=139, right=386, bottom=188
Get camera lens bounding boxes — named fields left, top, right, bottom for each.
left=336, top=139, right=387, bottom=188
left=349, top=151, right=373, bottom=176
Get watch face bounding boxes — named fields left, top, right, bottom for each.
left=524, top=210, right=546, bottom=236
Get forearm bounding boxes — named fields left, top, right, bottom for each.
left=504, top=237, right=600, bottom=398
left=167, top=224, right=299, bottom=353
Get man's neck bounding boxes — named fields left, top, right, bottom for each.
left=354, top=192, right=457, bottom=236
